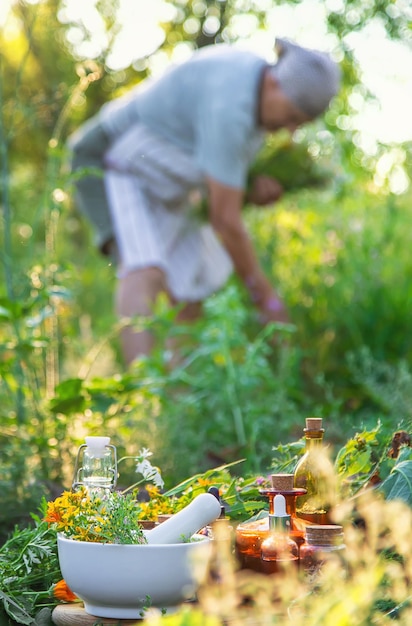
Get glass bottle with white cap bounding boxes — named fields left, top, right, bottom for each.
left=72, top=436, right=117, bottom=496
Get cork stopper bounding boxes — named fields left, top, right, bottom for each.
left=305, top=417, right=323, bottom=430
left=305, top=524, right=344, bottom=546
left=271, top=474, right=295, bottom=491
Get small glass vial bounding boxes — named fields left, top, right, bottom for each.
left=300, top=524, right=345, bottom=577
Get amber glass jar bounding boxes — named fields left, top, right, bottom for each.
left=235, top=511, right=269, bottom=572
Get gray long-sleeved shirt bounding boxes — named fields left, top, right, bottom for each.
left=99, top=44, right=267, bottom=189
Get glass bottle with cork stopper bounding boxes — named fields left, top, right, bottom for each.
left=299, top=524, right=345, bottom=578
left=260, top=473, right=308, bottom=549
left=235, top=473, right=307, bottom=571
left=294, top=417, right=337, bottom=524
left=260, top=494, right=299, bottom=575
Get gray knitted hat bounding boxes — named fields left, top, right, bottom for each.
left=272, top=38, right=341, bottom=118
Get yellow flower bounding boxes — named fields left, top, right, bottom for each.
left=197, top=478, right=213, bottom=487
left=146, top=485, right=160, bottom=498
left=44, top=502, right=62, bottom=525
left=45, top=488, right=146, bottom=544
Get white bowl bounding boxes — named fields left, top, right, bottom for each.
left=57, top=533, right=212, bottom=619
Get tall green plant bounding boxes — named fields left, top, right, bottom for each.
left=248, top=180, right=412, bottom=390
left=147, top=285, right=302, bottom=481
left=48, top=285, right=306, bottom=487
left=0, top=5, right=110, bottom=538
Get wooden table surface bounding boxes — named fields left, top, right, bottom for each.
left=52, top=604, right=143, bottom=625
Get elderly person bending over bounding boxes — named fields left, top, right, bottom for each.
left=69, top=38, right=340, bottom=366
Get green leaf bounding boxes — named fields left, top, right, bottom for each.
left=49, top=378, right=86, bottom=414
left=0, top=590, right=34, bottom=625
left=163, top=460, right=245, bottom=498
left=53, top=377, right=84, bottom=397
left=379, top=460, right=412, bottom=506
left=0, top=298, right=25, bottom=321
left=88, top=393, right=118, bottom=414
left=228, top=500, right=267, bottom=518
left=343, top=449, right=372, bottom=475
left=0, top=305, right=13, bottom=320
left=397, top=447, right=412, bottom=463
left=34, top=608, right=53, bottom=626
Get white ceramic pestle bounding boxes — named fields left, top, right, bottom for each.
left=144, top=492, right=221, bottom=544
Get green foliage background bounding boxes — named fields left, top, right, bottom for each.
left=1, top=0, right=412, bottom=540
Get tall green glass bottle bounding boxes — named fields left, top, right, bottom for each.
left=293, top=417, right=336, bottom=524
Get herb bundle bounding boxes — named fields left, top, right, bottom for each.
left=0, top=509, right=60, bottom=625
left=45, top=488, right=147, bottom=545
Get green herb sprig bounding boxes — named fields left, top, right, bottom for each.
left=0, top=508, right=60, bottom=625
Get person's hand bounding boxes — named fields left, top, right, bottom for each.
left=257, top=293, right=289, bottom=325
left=247, top=175, right=284, bottom=206
left=245, top=274, right=289, bottom=325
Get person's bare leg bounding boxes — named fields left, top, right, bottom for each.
left=176, top=301, right=203, bottom=323
left=115, top=266, right=169, bottom=366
